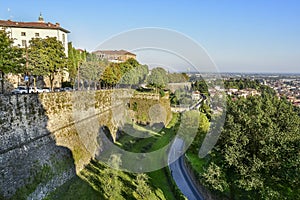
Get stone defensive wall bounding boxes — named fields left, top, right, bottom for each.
left=0, top=89, right=171, bottom=199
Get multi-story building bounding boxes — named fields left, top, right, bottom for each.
left=0, top=14, right=70, bottom=56
left=0, top=14, right=70, bottom=90
left=93, top=50, right=136, bottom=63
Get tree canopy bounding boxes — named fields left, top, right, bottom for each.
left=67, top=42, right=84, bottom=82
left=201, top=94, right=300, bottom=199
left=28, top=37, right=67, bottom=90
left=0, top=29, right=25, bottom=93
left=100, top=59, right=148, bottom=88
left=192, top=80, right=208, bottom=94
left=146, top=67, right=168, bottom=89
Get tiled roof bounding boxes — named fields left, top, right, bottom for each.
left=93, top=50, right=136, bottom=56
left=0, top=20, right=70, bottom=33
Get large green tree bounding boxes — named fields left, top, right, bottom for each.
left=67, top=42, right=93, bottom=84
left=28, top=37, right=67, bottom=90
left=100, top=63, right=122, bottom=88
left=147, top=67, right=169, bottom=89
left=202, top=95, right=300, bottom=199
left=79, top=60, right=107, bottom=89
left=0, top=30, right=25, bottom=93
left=119, top=64, right=149, bottom=87
left=100, top=59, right=148, bottom=88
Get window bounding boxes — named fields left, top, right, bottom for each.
left=22, top=40, right=27, bottom=47
left=35, top=33, right=39, bottom=37
left=21, top=32, right=26, bottom=36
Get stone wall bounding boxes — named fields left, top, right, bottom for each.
left=0, top=94, right=75, bottom=199
left=0, top=89, right=171, bottom=199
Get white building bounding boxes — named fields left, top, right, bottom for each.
left=0, top=14, right=70, bottom=56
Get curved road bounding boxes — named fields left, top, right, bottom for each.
left=168, top=137, right=204, bottom=200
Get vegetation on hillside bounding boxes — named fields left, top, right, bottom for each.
left=186, top=81, right=300, bottom=200
left=46, top=113, right=184, bottom=200
left=191, top=79, right=208, bottom=94
left=224, top=78, right=276, bottom=95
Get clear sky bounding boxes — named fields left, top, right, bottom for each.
left=1, top=0, right=299, bottom=73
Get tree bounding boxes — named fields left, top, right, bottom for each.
left=0, top=29, right=25, bottom=93
left=192, top=80, right=208, bottom=94
left=201, top=95, right=300, bottom=199
left=100, top=63, right=122, bottom=88
left=147, top=67, right=168, bottom=89
left=28, top=37, right=67, bottom=90
left=135, top=64, right=149, bottom=84
left=100, top=59, right=148, bottom=88
left=67, top=42, right=80, bottom=83
left=79, top=60, right=106, bottom=89
left=134, top=173, right=152, bottom=199
left=120, top=63, right=149, bottom=87
left=120, top=68, right=139, bottom=86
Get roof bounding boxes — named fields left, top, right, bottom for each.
left=76, top=48, right=85, bottom=52
left=0, top=20, right=70, bottom=33
left=93, top=50, right=136, bottom=56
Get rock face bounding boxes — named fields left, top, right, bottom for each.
left=0, top=90, right=171, bottom=199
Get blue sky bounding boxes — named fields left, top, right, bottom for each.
left=1, top=0, right=300, bottom=73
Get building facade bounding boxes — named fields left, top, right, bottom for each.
left=0, top=14, right=70, bottom=56
left=0, top=14, right=70, bottom=90
left=93, top=50, right=136, bottom=63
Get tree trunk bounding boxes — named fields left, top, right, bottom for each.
left=50, top=75, right=54, bottom=92
left=0, top=71, right=4, bottom=94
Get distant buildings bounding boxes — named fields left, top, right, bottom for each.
left=265, top=78, right=300, bottom=107
left=227, top=88, right=261, bottom=98
left=191, top=91, right=201, bottom=100
left=93, top=50, right=136, bottom=63
left=0, top=14, right=70, bottom=56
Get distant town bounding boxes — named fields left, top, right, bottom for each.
left=221, top=73, right=300, bottom=107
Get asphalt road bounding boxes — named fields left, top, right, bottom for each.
left=168, top=137, right=204, bottom=200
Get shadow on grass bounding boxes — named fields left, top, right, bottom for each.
left=46, top=175, right=103, bottom=200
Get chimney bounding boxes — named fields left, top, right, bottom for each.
left=55, top=23, right=60, bottom=27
